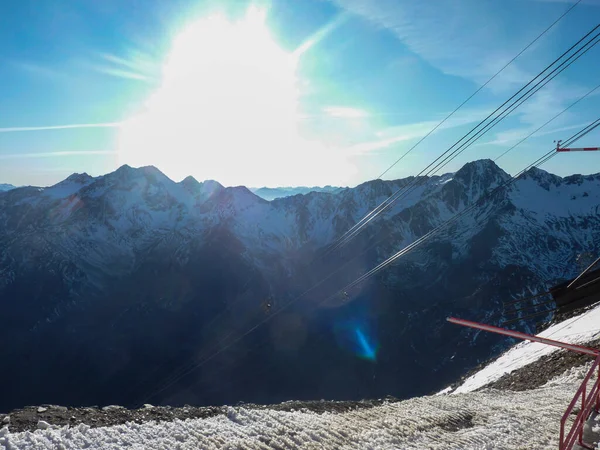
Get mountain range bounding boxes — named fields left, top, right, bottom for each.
left=0, top=159, right=598, bottom=412
left=250, top=185, right=345, bottom=201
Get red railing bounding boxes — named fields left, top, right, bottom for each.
left=446, top=317, right=600, bottom=450
left=559, top=355, right=600, bottom=450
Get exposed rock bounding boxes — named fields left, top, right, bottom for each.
left=37, top=420, right=50, bottom=429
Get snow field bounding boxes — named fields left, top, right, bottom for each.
left=454, top=302, right=600, bottom=394
left=0, top=373, right=585, bottom=450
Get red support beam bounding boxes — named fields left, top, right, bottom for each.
left=447, top=317, right=599, bottom=357
left=557, top=147, right=600, bottom=152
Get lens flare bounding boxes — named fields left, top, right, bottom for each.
left=354, top=327, right=377, bottom=361
left=333, top=317, right=378, bottom=362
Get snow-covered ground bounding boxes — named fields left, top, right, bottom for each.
left=454, top=302, right=600, bottom=394
left=0, top=374, right=586, bottom=450
left=1, top=303, right=598, bottom=449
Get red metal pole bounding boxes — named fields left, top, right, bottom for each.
left=579, top=387, right=586, bottom=446
left=447, top=317, right=599, bottom=357
left=557, top=147, right=600, bottom=152
left=597, top=358, right=600, bottom=413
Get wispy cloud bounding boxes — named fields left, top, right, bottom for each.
left=327, top=0, right=586, bottom=93
left=9, top=61, right=71, bottom=82
left=486, top=121, right=593, bottom=146
left=346, top=107, right=491, bottom=154
left=93, top=67, right=152, bottom=82
left=90, top=49, right=159, bottom=83
left=328, top=0, right=520, bottom=85
left=0, top=150, right=116, bottom=160
left=0, top=123, right=121, bottom=133
left=324, top=106, right=368, bottom=118
left=330, top=0, right=599, bottom=152
left=294, top=12, right=350, bottom=57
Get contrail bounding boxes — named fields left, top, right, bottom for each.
left=0, top=150, right=117, bottom=160
left=0, top=122, right=121, bottom=133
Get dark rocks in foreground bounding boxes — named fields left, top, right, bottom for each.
left=0, top=398, right=401, bottom=433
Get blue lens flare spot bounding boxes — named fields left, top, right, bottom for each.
left=332, top=321, right=378, bottom=361
left=354, top=327, right=377, bottom=361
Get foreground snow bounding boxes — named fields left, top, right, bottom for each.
left=0, top=371, right=586, bottom=450
left=2, top=303, right=597, bottom=449
left=454, top=302, right=600, bottom=394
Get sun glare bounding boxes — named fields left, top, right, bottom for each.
left=117, top=7, right=351, bottom=187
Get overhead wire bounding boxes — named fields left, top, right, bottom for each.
left=575, top=274, right=600, bottom=290
left=325, top=117, right=600, bottom=303
left=137, top=114, right=600, bottom=406
left=568, top=255, right=600, bottom=288
left=325, top=24, right=600, bottom=257
left=349, top=53, right=600, bottom=252
left=137, top=31, right=600, bottom=399
left=494, top=84, right=600, bottom=162
left=331, top=14, right=591, bottom=256
left=376, top=0, right=582, bottom=181
left=504, top=289, right=553, bottom=306
left=137, top=17, right=599, bottom=406
left=199, top=21, right=600, bottom=363
left=142, top=119, right=598, bottom=405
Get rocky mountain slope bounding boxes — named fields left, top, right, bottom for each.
left=250, top=185, right=345, bottom=201
left=0, top=159, right=598, bottom=412
left=0, top=183, right=15, bottom=192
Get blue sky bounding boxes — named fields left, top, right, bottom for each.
left=0, top=0, right=599, bottom=187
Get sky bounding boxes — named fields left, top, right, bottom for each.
left=0, top=0, right=599, bottom=188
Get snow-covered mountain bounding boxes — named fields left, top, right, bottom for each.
left=250, top=185, right=345, bottom=201
left=0, top=159, right=598, bottom=412
left=0, top=183, right=15, bottom=192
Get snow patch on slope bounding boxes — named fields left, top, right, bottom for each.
left=454, top=302, right=600, bottom=394
left=43, top=173, right=96, bottom=199
left=0, top=378, right=583, bottom=449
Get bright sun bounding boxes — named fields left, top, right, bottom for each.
left=117, top=7, right=349, bottom=187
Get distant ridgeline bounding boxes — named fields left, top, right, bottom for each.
left=0, top=160, right=598, bottom=411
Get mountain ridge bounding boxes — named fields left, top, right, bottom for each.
left=0, top=159, right=598, bottom=411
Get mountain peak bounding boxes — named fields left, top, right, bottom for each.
left=456, top=159, right=503, bottom=176
left=454, top=159, right=509, bottom=185
left=201, top=179, right=224, bottom=192
left=180, top=176, right=201, bottom=193
left=0, top=183, right=16, bottom=192
left=108, top=164, right=170, bottom=184
left=522, top=166, right=562, bottom=190
left=64, top=172, right=93, bottom=184
left=181, top=175, right=199, bottom=185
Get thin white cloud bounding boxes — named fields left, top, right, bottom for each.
left=324, top=106, right=368, bottom=118
left=486, top=121, right=593, bottom=146
left=327, top=0, right=586, bottom=94
left=328, top=0, right=521, bottom=85
left=0, top=150, right=116, bottom=160
left=0, top=123, right=121, bottom=133
left=294, top=13, right=350, bottom=57
left=329, top=0, right=600, bottom=149
left=346, top=107, right=490, bottom=154
left=99, top=52, right=146, bottom=73
left=9, top=61, right=70, bottom=82
left=93, top=66, right=153, bottom=82
left=81, top=48, right=160, bottom=83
